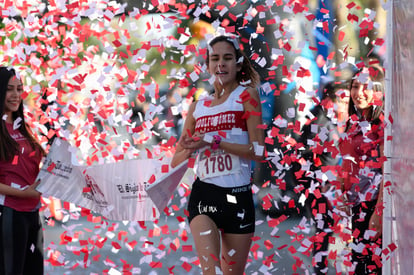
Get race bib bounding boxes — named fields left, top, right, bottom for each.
left=197, top=150, right=240, bottom=180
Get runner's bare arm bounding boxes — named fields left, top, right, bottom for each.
left=171, top=102, right=197, bottom=168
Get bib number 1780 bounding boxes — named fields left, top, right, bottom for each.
left=198, top=153, right=240, bottom=179
left=204, top=154, right=233, bottom=174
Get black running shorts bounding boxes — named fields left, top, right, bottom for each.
left=187, top=178, right=255, bottom=234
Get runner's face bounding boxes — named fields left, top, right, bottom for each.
left=208, top=41, right=241, bottom=87
left=4, top=76, right=23, bottom=118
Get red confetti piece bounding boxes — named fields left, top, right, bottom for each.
left=347, top=13, right=359, bottom=23
left=11, top=155, right=18, bottom=165
left=148, top=174, right=156, bottom=184
left=181, top=262, right=192, bottom=272
left=288, top=245, right=297, bottom=254
left=347, top=2, right=357, bottom=9
left=175, top=215, right=185, bottom=224
left=182, top=245, right=193, bottom=252
left=306, top=14, right=316, bottom=21
left=127, top=240, right=138, bottom=250
left=262, top=194, right=273, bottom=211
left=47, top=162, right=56, bottom=172
left=264, top=240, right=274, bottom=250
left=275, top=0, right=283, bottom=6
left=293, top=3, right=305, bottom=14
left=320, top=8, right=330, bottom=14
left=327, top=51, right=335, bottom=60
left=265, top=137, right=274, bottom=145
left=388, top=114, right=394, bottom=124
left=250, top=243, right=260, bottom=253
left=278, top=244, right=288, bottom=250
left=338, top=30, right=345, bottom=41
left=161, top=164, right=169, bottom=173
left=188, top=157, right=195, bottom=168
left=149, top=261, right=163, bottom=268
left=283, top=42, right=292, bottom=51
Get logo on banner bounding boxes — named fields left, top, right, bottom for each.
left=116, top=180, right=149, bottom=202
left=84, top=174, right=108, bottom=206
left=41, top=159, right=73, bottom=179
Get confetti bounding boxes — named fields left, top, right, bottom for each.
left=0, top=1, right=393, bottom=274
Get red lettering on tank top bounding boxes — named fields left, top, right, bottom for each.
left=195, top=111, right=247, bottom=133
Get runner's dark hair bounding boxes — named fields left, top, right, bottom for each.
left=206, top=35, right=260, bottom=88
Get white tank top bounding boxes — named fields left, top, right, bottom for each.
left=192, top=85, right=251, bottom=188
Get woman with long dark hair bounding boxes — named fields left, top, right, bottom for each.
left=339, top=60, right=385, bottom=274
left=0, top=67, right=45, bottom=274
left=171, top=35, right=264, bottom=274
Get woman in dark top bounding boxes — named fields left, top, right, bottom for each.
left=339, top=61, right=385, bottom=274
left=0, top=67, right=45, bottom=275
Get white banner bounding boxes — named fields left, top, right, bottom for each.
left=146, top=159, right=190, bottom=213
left=36, top=138, right=188, bottom=221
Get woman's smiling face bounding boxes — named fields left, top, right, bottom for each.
left=350, top=78, right=374, bottom=111
left=4, top=76, right=23, bottom=120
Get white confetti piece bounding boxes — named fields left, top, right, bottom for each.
left=108, top=268, right=122, bottom=275
left=226, top=194, right=237, bottom=204
left=200, top=230, right=211, bottom=236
